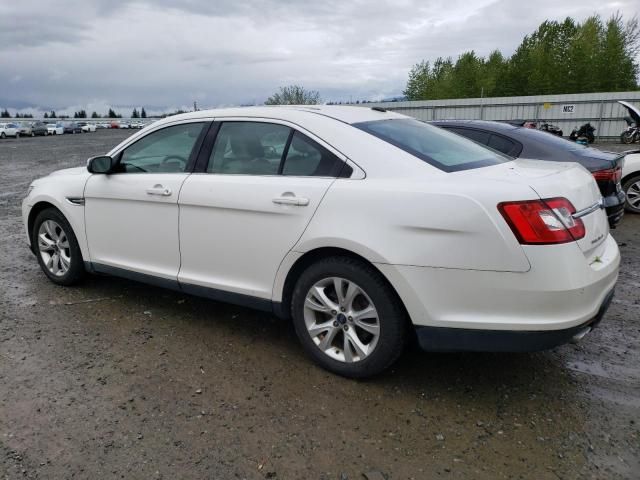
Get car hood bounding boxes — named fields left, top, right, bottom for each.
left=48, top=166, right=89, bottom=177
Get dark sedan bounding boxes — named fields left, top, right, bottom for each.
left=431, top=120, right=625, bottom=228
left=31, top=121, right=48, bottom=136
left=63, top=122, right=83, bottom=134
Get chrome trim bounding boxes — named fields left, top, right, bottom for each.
left=572, top=199, right=603, bottom=219
left=65, top=197, right=85, bottom=206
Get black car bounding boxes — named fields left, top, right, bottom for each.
left=63, top=122, right=82, bottom=134
left=31, top=121, right=48, bottom=136
left=431, top=120, right=625, bottom=228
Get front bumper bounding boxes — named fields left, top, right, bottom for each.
left=415, top=289, right=614, bottom=352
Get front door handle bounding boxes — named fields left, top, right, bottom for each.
left=146, top=184, right=172, bottom=196
left=272, top=192, right=309, bottom=206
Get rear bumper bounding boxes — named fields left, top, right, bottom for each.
left=603, top=191, right=625, bottom=228
left=415, top=289, right=614, bottom=352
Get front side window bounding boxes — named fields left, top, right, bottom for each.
left=355, top=118, right=511, bottom=172
left=118, top=122, right=205, bottom=173
left=208, top=122, right=290, bottom=175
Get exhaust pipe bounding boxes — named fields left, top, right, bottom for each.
left=570, top=327, right=591, bottom=344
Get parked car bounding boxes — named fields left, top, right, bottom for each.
left=77, top=122, right=96, bottom=133
left=46, top=123, right=64, bottom=135
left=110, top=121, right=120, bottom=129
left=431, top=120, right=626, bottom=228
left=31, top=121, right=48, bottom=136
left=63, top=122, right=82, bottom=134
left=0, top=122, right=20, bottom=138
left=17, top=122, right=33, bottom=137
left=22, top=106, right=619, bottom=378
left=621, top=149, right=640, bottom=213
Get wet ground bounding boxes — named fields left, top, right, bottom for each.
left=1, top=131, right=638, bottom=479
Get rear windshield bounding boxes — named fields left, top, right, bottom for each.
left=354, top=118, right=511, bottom=172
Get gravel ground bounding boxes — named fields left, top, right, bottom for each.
left=1, top=131, right=639, bottom=479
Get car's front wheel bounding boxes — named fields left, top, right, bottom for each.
left=32, top=208, right=85, bottom=285
left=291, top=257, right=407, bottom=378
left=623, top=175, right=640, bottom=213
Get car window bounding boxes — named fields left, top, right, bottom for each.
left=119, top=122, right=205, bottom=173
left=355, top=119, right=510, bottom=172
left=207, top=122, right=291, bottom=175
left=282, top=131, right=347, bottom=177
left=449, top=127, right=491, bottom=145
left=487, top=134, right=517, bottom=156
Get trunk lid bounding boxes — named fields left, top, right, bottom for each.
left=469, top=159, right=609, bottom=254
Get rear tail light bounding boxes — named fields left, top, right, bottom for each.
left=592, top=167, right=622, bottom=184
left=498, top=197, right=585, bottom=245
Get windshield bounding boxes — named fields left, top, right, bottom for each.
left=354, top=118, right=511, bottom=172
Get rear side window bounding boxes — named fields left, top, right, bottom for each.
left=449, top=127, right=490, bottom=145
left=488, top=134, right=518, bottom=156
left=282, top=131, right=347, bottom=177
left=355, top=119, right=510, bottom=172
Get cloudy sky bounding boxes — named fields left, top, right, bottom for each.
left=0, top=0, right=637, bottom=115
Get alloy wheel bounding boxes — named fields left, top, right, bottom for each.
left=626, top=179, right=640, bottom=211
left=303, top=277, right=380, bottom=363
left=38, top=220, right=71, bottom=276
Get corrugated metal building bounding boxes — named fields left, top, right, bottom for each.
left=357, top=91, right=640, bottom=140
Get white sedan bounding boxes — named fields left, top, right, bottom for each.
left=46, top=123, right=64, bottom=135
left=622, top=150, right=640, bottom=213
left=81, top=123, right=97, bottom=133
left=22, top=106, right=619, bottom=378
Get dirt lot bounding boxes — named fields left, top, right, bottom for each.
left=1, top=131, right=638, bottom=479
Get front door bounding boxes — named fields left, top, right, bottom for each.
left=84, top=121, right=207, bottom=280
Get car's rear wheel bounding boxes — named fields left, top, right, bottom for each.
left=32, top=208, right=84, bottom=286
left=0, top=132, right=5, bottom=138
left=623, top=175, right=640, bottom=213
left=291, top=257, right=407, bottom=378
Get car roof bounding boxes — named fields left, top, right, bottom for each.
left=430, top=119, right=518, bottom=131
left=150, top=105, right=406, bottom=128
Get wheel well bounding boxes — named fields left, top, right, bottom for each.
left=27, top=201, right=58, bottom=250
left=278, top=247, right=410, bottom=325
left=622, top=171, right=640, bottom=186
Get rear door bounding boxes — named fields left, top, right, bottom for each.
left=178, top=119, right=350, bottom=301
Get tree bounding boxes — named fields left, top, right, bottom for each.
left=131, top=108, right=139, bottom=118
left=1, top=109, right=11, bottom=118
left=141, top=107, right=147, bottom=118
left=265, top=85, right=321, bottom=105
left=49, top=111, right=56, bottom=119
left=91, top=111, right=100, bottom=118
left=107, top=108, right=120, bottom=118
left=44, top=112, right=49, bottom=119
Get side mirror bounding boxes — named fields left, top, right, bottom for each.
left=87, top=155, right=115, bottom=174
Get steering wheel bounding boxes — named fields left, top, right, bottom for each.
left=160, top=155, right=187, bottom=170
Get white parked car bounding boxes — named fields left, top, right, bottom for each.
left=46, top=123, right=64, bottom=135
left=622, top=150, right=640, bottom=213
left=81, top=122, right=97, bottom=133
left=22, top=106, right=619, bottom=378
left=0, top=122, right=19, bottom=138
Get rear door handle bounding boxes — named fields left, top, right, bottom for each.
left=146, top=185, right=172, bottom=196
left=272, top=194, right=309, bottom=206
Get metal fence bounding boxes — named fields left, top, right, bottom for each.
left=357, top=91, right=640, bottom=141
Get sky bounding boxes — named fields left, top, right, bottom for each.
left=0, top=0, right=638, bottom=116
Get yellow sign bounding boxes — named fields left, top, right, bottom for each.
left=543, top=102, right=552, bottom=110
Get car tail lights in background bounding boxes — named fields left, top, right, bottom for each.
left=498, top=197, right=586, bottom=245
left=592, top=167, right=622, bottom=184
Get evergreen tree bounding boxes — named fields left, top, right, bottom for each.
left=91, top=111, right=100, bottom=118
left=44, top=112, right=49, bottom=119
left=141, top=107, right=147, bottom=118
left=132, top=108, right=139, bottom=118
left=1, top=109, right=11, bottom=118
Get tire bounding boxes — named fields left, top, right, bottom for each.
left=621, top=132, right=634, bottom=144
left=623, top=175, right=640, bottom=214
left=32, top=208, right=85, bottom=286
left=291, top=256, right=407, bottom=378
left=0, top=132, right=5, bottom=139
